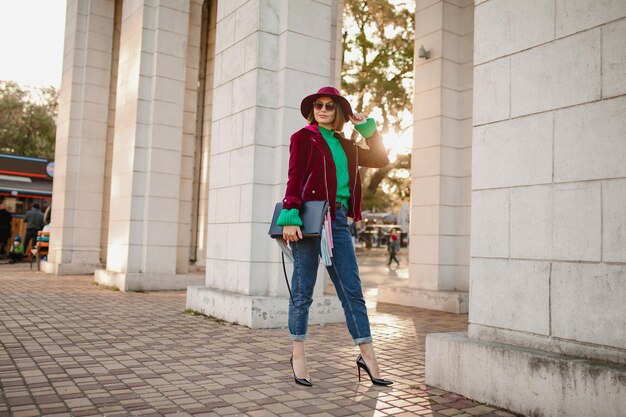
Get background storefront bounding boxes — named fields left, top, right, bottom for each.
left=0, top=153, right=53, bottom=252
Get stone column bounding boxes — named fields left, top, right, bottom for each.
left=44, top=0, right=115, bottom=275
left=378, top=0, right=473, bottom=313
left=94, top=0, right=203, bottom=291
left=186, top=0, right=344, bottom=328
left=427, top=1, right=626, bottom=416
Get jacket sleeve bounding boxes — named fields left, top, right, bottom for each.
left=282, top=131, right=311, bottom=211
left=356, top=130, right=390, bottom=168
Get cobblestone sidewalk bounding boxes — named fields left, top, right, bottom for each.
left=0, top=264, right=518, bottom=417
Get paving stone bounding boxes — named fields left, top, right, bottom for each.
left=213, top=405, right=240, bottom=415
left=0, top=263, right=521, bottom=417
left=64, top=397, right=93, bottom=408
left=440, top=408, right=464, bottom=416
left=11, top=410, right=41, bottom=417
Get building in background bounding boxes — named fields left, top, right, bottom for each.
left=48, top=1, right=625, bottom=416
left=0, top=153, right=53, bottom=214
left=0, top=153, right=53, bottom=253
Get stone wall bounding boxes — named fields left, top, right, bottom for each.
left=45, top=0, right=116, bottom=275
left=427, top=1, right=626, bottom=415
left=469, top=0, right=626, bottom=364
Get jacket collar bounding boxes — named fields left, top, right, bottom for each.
left=304, top=124, right=318, bottom=134
left=302, top=124, right=334, bottom=160
left=303, top=124, right=351, bottom=143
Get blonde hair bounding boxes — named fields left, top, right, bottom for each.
left=307, top=99, right=347, bottom=131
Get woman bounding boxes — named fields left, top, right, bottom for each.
left=277, top=86, right=392, bottom=387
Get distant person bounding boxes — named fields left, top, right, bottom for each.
left=23, top=203, right=44, bottom=257
left=387, top=229, right=400, bottom=267
left=375, top=227, right=383, bottom=248
left=0, top=201, right=11, bottom=258
left=43, top=204, right=52, bottom=231
left=8, top=235, right=24, bottom=263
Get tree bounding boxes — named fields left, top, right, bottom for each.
left=0, top=81, right=57, bottom=159
left=361, top=153, right=410, bottom=211
left=342, top=0, right=414, bottom=212
left=342, top=0, right=414, bottom=133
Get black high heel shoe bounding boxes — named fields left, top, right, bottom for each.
left=290, top=356, right=313, bottom=387
left=356, top=354, right=393, bottom=386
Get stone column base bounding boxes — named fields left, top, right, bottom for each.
left=41, top=260, right=104, bottom=275
left=94, top=269, right=204, bottom=291
left=186, top=286, right=345, bottom=329
left=426, top=332, right=626, bottom=417
left=377, top=284, right=468, bottom=313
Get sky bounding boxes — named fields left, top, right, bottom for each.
left=0, top=0, right=67, bottom=89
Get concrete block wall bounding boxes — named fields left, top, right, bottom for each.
left=104, top=0, right=190, bottom=276
left=46, top=0, right=116, bottom=275
left=410, top=0, right=473, bottom=292
left=51, top=0, right=206, bottom=283
left=206, top=0, right=274, bottom=297
left=426, top=332, right=626, bottom=417
left=470, top=0, right=626, bottom=364
left=204, top=0, right=337, bottom=298
left=100, top=0, right=123, bottom=266
left=330, top=0, right=344, bottom=86
left=426, top=3, right=626, bottom=415
left=187, top=0, right=347, bottom=327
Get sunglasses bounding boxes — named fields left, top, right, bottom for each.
left=313, top=101, right=337, bottom=111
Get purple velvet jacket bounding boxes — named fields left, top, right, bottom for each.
left=281, top=124, right=389, bottom=222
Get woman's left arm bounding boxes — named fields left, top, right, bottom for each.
left=349, top=114, right=389, bottom=168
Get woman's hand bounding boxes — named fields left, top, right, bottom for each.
left=349, top=112, right=368, bottom=125
left=283, top=225, right=303, bottom=242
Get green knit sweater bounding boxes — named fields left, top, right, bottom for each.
left=277, top=119, right=377, bottom=226
left=319, top=125, right=350, bottom=209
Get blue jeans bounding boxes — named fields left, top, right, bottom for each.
left=288, top=206, right=372, bottom=345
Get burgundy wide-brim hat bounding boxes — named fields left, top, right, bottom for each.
left=300, top=86, right=354, bottom=119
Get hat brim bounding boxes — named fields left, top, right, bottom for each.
left=300, top=93, right=353, bottom=119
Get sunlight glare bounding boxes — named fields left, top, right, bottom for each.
left=383, top=128, right=412, bottom=163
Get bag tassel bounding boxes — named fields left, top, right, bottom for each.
left=325, top=209, right=333, bottom=251
left=320, top=209, right=333, bottom=266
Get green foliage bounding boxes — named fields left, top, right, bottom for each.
left=0, top=81, right=58, bottom=159
left=361, top=153, right=411, bottom=211
left=342, top=0, right=414, bottom=133
left=342, top=0, right=414, bottom=211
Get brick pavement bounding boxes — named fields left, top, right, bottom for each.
left=0, top=263, right=519, bottom=417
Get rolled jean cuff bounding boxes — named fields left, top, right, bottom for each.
left=289, top=333, right=307, bottom=342
left=353, top=336, right=373, bottom=345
